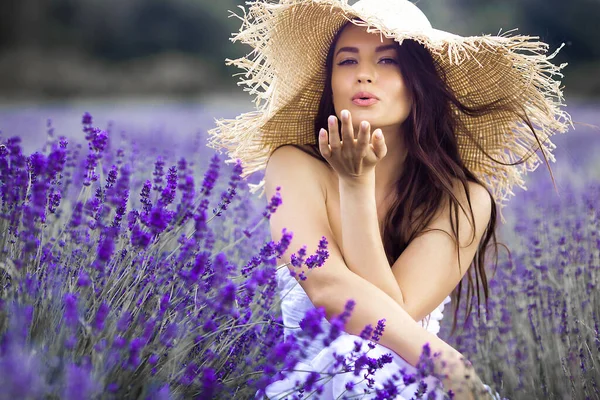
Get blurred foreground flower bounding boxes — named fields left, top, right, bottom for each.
left=0, top=113, right=470, bottom=399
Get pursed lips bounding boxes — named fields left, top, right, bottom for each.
left=352, top=92, right=380, bottom=106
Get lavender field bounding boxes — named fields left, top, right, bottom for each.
left=0, top=98, right=598, bottom=399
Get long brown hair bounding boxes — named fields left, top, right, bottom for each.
left=286, top=21, right=520, bottom=336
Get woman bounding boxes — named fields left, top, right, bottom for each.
left=208, top=0, right=570, bottom=398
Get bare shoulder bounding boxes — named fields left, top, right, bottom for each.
left=454, top=179, right=493, bottom=242
left=266, top=144, right=329, bottom=194
left=426, top=179, right=493, bottom=246
left=461, top=180, right=493, bottom=218
left=263, top=144, right=348, bottom=302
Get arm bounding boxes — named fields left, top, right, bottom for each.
left=338, top=173, right=405, bottom=305
left=315, top=268, right=491, bottom=399
left=264, top=146, right=491, bottom=399
left=339, top=172, right=492, bottom=323
left=320, top=111, right=492, bottom=323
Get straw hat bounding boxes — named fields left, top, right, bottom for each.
left=207, top=0, right=572, bottom=213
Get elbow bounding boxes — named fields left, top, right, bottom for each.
left=311, top=274, right=355, bottom=315
left=311, top=280, right=340, bottom=310
left=312, top=273, right=406, bottom=316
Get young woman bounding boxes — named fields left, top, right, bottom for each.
left=208, top=0, right=570, bottom=398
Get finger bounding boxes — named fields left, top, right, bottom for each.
left=372, top=129, right=387, bottom=159
left=328, top=115, right=341, bottom=150
left=318, top=128, right=331, bottom=158
left=357, top=120, right=370, bottom=149
left=340, top=109, right=354, bottom=143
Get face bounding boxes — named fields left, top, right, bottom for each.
left=331, top=24, right=412, bottom=133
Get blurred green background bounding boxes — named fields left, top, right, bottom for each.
left=0, top=0, right=598, bottom=101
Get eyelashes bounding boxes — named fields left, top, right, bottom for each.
left=337, top=58, right=398, bottom=66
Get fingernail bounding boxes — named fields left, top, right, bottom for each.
left=329, top=116, right=336, bottom=124
left=341, top=110, right=349, bottom=119
left=361, top=121, right=368, bottom=129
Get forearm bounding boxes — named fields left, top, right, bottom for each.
left=339, top=176, right=404, bottom=305
left=315, top=270, right=490, bottom=399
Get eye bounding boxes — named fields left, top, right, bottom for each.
left=379, top=58, right=398, bottom=65
left=337, top=58, right=397, bottom=66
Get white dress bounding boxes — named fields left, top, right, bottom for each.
left=255, top=266, right=455, bottom=400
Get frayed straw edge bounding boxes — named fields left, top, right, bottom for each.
left=207, top=0, right=573, bottom=223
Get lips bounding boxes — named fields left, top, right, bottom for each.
left=352, top=98, right=378, bottom=106
left=352, top=91, right=379, bottom=106
left=352, top=91, right=379, bottom=101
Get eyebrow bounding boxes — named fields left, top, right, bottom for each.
left=335, top=44, right=396, bottom=57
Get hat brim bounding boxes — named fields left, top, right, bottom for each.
left=208, top=0, right=571, bottom=212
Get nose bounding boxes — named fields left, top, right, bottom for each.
left=357, top=64, right=375, bottom=83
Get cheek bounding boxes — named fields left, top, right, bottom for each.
left=391, top=77, right=411, bottom=105
left=331, top=72, right=346, bottom=96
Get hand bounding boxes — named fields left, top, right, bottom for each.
left=318, top=109, right=387, bottom=182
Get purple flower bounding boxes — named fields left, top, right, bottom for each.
left=140, top=180, right=153, bottom=214
left=175, top=173, right=195, bottom=225
left=91, top=129, right=109, bottom=153
left=146, top=384, right=171, bottom=400
left=28, top=152, right=47, bottom=182
left=105, top=165, right=118, bottom=190
left=94, top=339, right=106, bottom=353
left=46, top=138, right=68, bottom=179
left=188, top=251, right=210, bottom=282
left=290, top=246, right=307, bottom=268
left=147, top=206, right=173, bottom=235
left=83, top=150, right=101, bottom=186
left=47, top=189, right=61, bottom=214
left=63, top=293, right=79, bottom=329
left=131, top=224, right=152, bottom=249
left=93, top=302, right=110, bottom=332
left=112, top=336, right=127, bottom=349
left=262, top=186, right=282, bottom=219
left=202, top=318, right=218, bottom=333
left=403, top=372, right=417, bottom=386
left=159, top=165, right=178, bottom=206
left=360, top=324, right=374, bottom=340
left=142, top=318, right=157, bottom=343
left=201, top=153, right=220, bottom=196
left=96, top=231, right=115, bottom=264
left=213, top=160, right=243, bottom=215
left=324, top=300, right=355, bottom=346
left=276, top=228, right=293, bottom=258
left=76, top=270, right=91, bottom=287
left=159, top=292, right=171, bottom=318
left=305, top=236, right=329, bottom=270
left=117, top=311, right=132, bottom=333
left=218, top=281, right=237, bottom=310
left=152, top=157, right=166, bottom=192
left=298, top=307, right=326, bottom=339
left=201, top=366, right=218, bottom=397
left=63, top=363, right=100, bottom=400
left=82, top=112, right=93, bottom=126
left=128, top=338, right=145, bottom=369
left=372, top=318, right=386, bottom=343
left=416, top=343, right=436, bottom=379
left=108, top=164, right=130, bottom=209
left=179, top=362, right=200, bottom=386
left=160, top=323, right=179, bottom=347
left=0, top=346, right=47, bottom=398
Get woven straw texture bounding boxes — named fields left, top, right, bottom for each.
left=207, top=0, right=572, bottom=213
